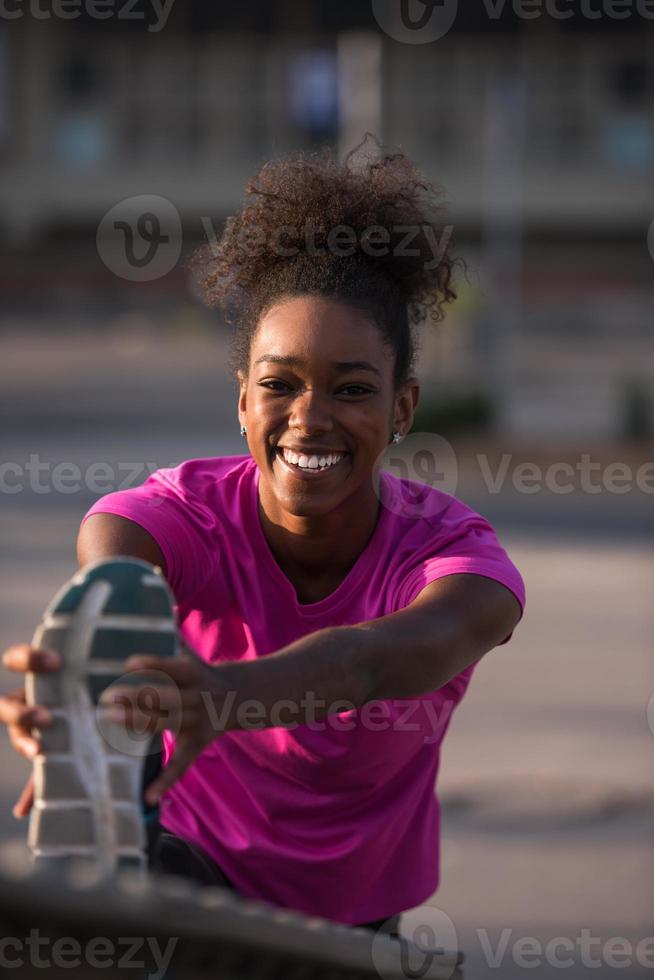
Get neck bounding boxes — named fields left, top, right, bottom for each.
left=256, top=484, right=382, bottom=583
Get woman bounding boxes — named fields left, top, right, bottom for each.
left=1, top=140, right=525, bottom=935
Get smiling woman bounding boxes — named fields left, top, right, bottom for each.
left=0, top=137, right=525, bottom=937
left=241, top=297, right=414, bottom=589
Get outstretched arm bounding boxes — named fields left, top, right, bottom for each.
left=212, top=572, right=523, bottom=719
left=111, top=573, right=522, bottom=803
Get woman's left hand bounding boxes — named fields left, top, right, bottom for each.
left=99, top=645, right=234, bottom=805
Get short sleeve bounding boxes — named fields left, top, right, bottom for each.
left=80, top=465, right=220, bottom=602
left=396, top=513, right=526, bottom=646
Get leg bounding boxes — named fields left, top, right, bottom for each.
left=148, top=820, right=237, bottom=890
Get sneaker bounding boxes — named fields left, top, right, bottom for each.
left=25, top=557, right=180, bottom=878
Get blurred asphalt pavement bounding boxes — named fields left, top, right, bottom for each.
left=0, top=325, right=652, bottom=977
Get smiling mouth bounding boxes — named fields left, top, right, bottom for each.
left=274, top=447, right=349, bottom=477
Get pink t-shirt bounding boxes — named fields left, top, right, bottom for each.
left=82, top=454, right=526, bottom=924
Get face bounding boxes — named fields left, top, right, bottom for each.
left=238, top=295, right=419, bottom=520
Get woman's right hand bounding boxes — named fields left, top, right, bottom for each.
left=0, top=644, right=62, bottom=818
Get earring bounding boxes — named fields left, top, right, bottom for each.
left=392, top=431, right=402, bottom=444
left=240, top=425, right=247, bottom=437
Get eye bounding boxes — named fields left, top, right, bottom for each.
left=258, top=380, right=291, bottom=392
left=340, top=385, right=373, bottom=396
left=257, top=380, right=374, bottom=396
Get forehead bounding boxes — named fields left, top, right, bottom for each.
left=252, top=297, right=392, bottom=364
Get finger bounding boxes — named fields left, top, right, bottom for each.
left=102, top=697, right=199, bottom=735
left=2, top=644, right=61, bottom=674
left=143, top=745, right=197, bottom=806
left=0, top=689, right=26, bottom=726
left=99, top=679, right=188, bottom=713
left=0, top=694, right=52, bottom=731
left=100, top=682, right=196, bottom=707
left=123, top=656, right=200, bottom=686
left=13, top=774, right=35, bottom=819
left=100, top=703, right=198, bottom=731
left=0, top=690, right=53, bottom=759
left=7, top=726, right=41, bottom=759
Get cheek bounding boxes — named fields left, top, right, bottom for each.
left=248, top=393, right=279, bottom=426
left=351, top=404, right=390, bottom=437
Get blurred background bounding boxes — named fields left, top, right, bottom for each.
left=0, top=3, right=652, bottom=977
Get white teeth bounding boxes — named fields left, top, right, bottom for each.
left=280, top=448, right=344, bottom=471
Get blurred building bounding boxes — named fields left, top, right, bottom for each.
left=0, top=3, right=652, bottom=442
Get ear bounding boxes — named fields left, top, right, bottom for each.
left=237, top=371, right=248, bottom=429
left=393, top=376, right=420, bottom=434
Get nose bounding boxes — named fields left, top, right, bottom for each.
left=288, top=388, right=334, bottom=437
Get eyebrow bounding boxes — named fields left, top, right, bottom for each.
left=254, top=355, right=381, bottom=377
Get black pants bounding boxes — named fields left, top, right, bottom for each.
left=147, top=820, right=401, bottom=936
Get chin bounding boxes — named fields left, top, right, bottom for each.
left=275, top=491, right=338, bottom=519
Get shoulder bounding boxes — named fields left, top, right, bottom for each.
left=379, top=472, right=525, bottom=615
left=82, top=454, right=255, bottom=530
left=380, top=469, right=497, bottom=545
left=151, top=454, right=255, bottom=501
left=80, top=455, right=257, bottom=600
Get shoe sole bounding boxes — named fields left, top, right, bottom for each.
left=25, top=557, right=179, bottom=878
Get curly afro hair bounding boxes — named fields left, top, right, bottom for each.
left=191, top=135, right=461, bottom=390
